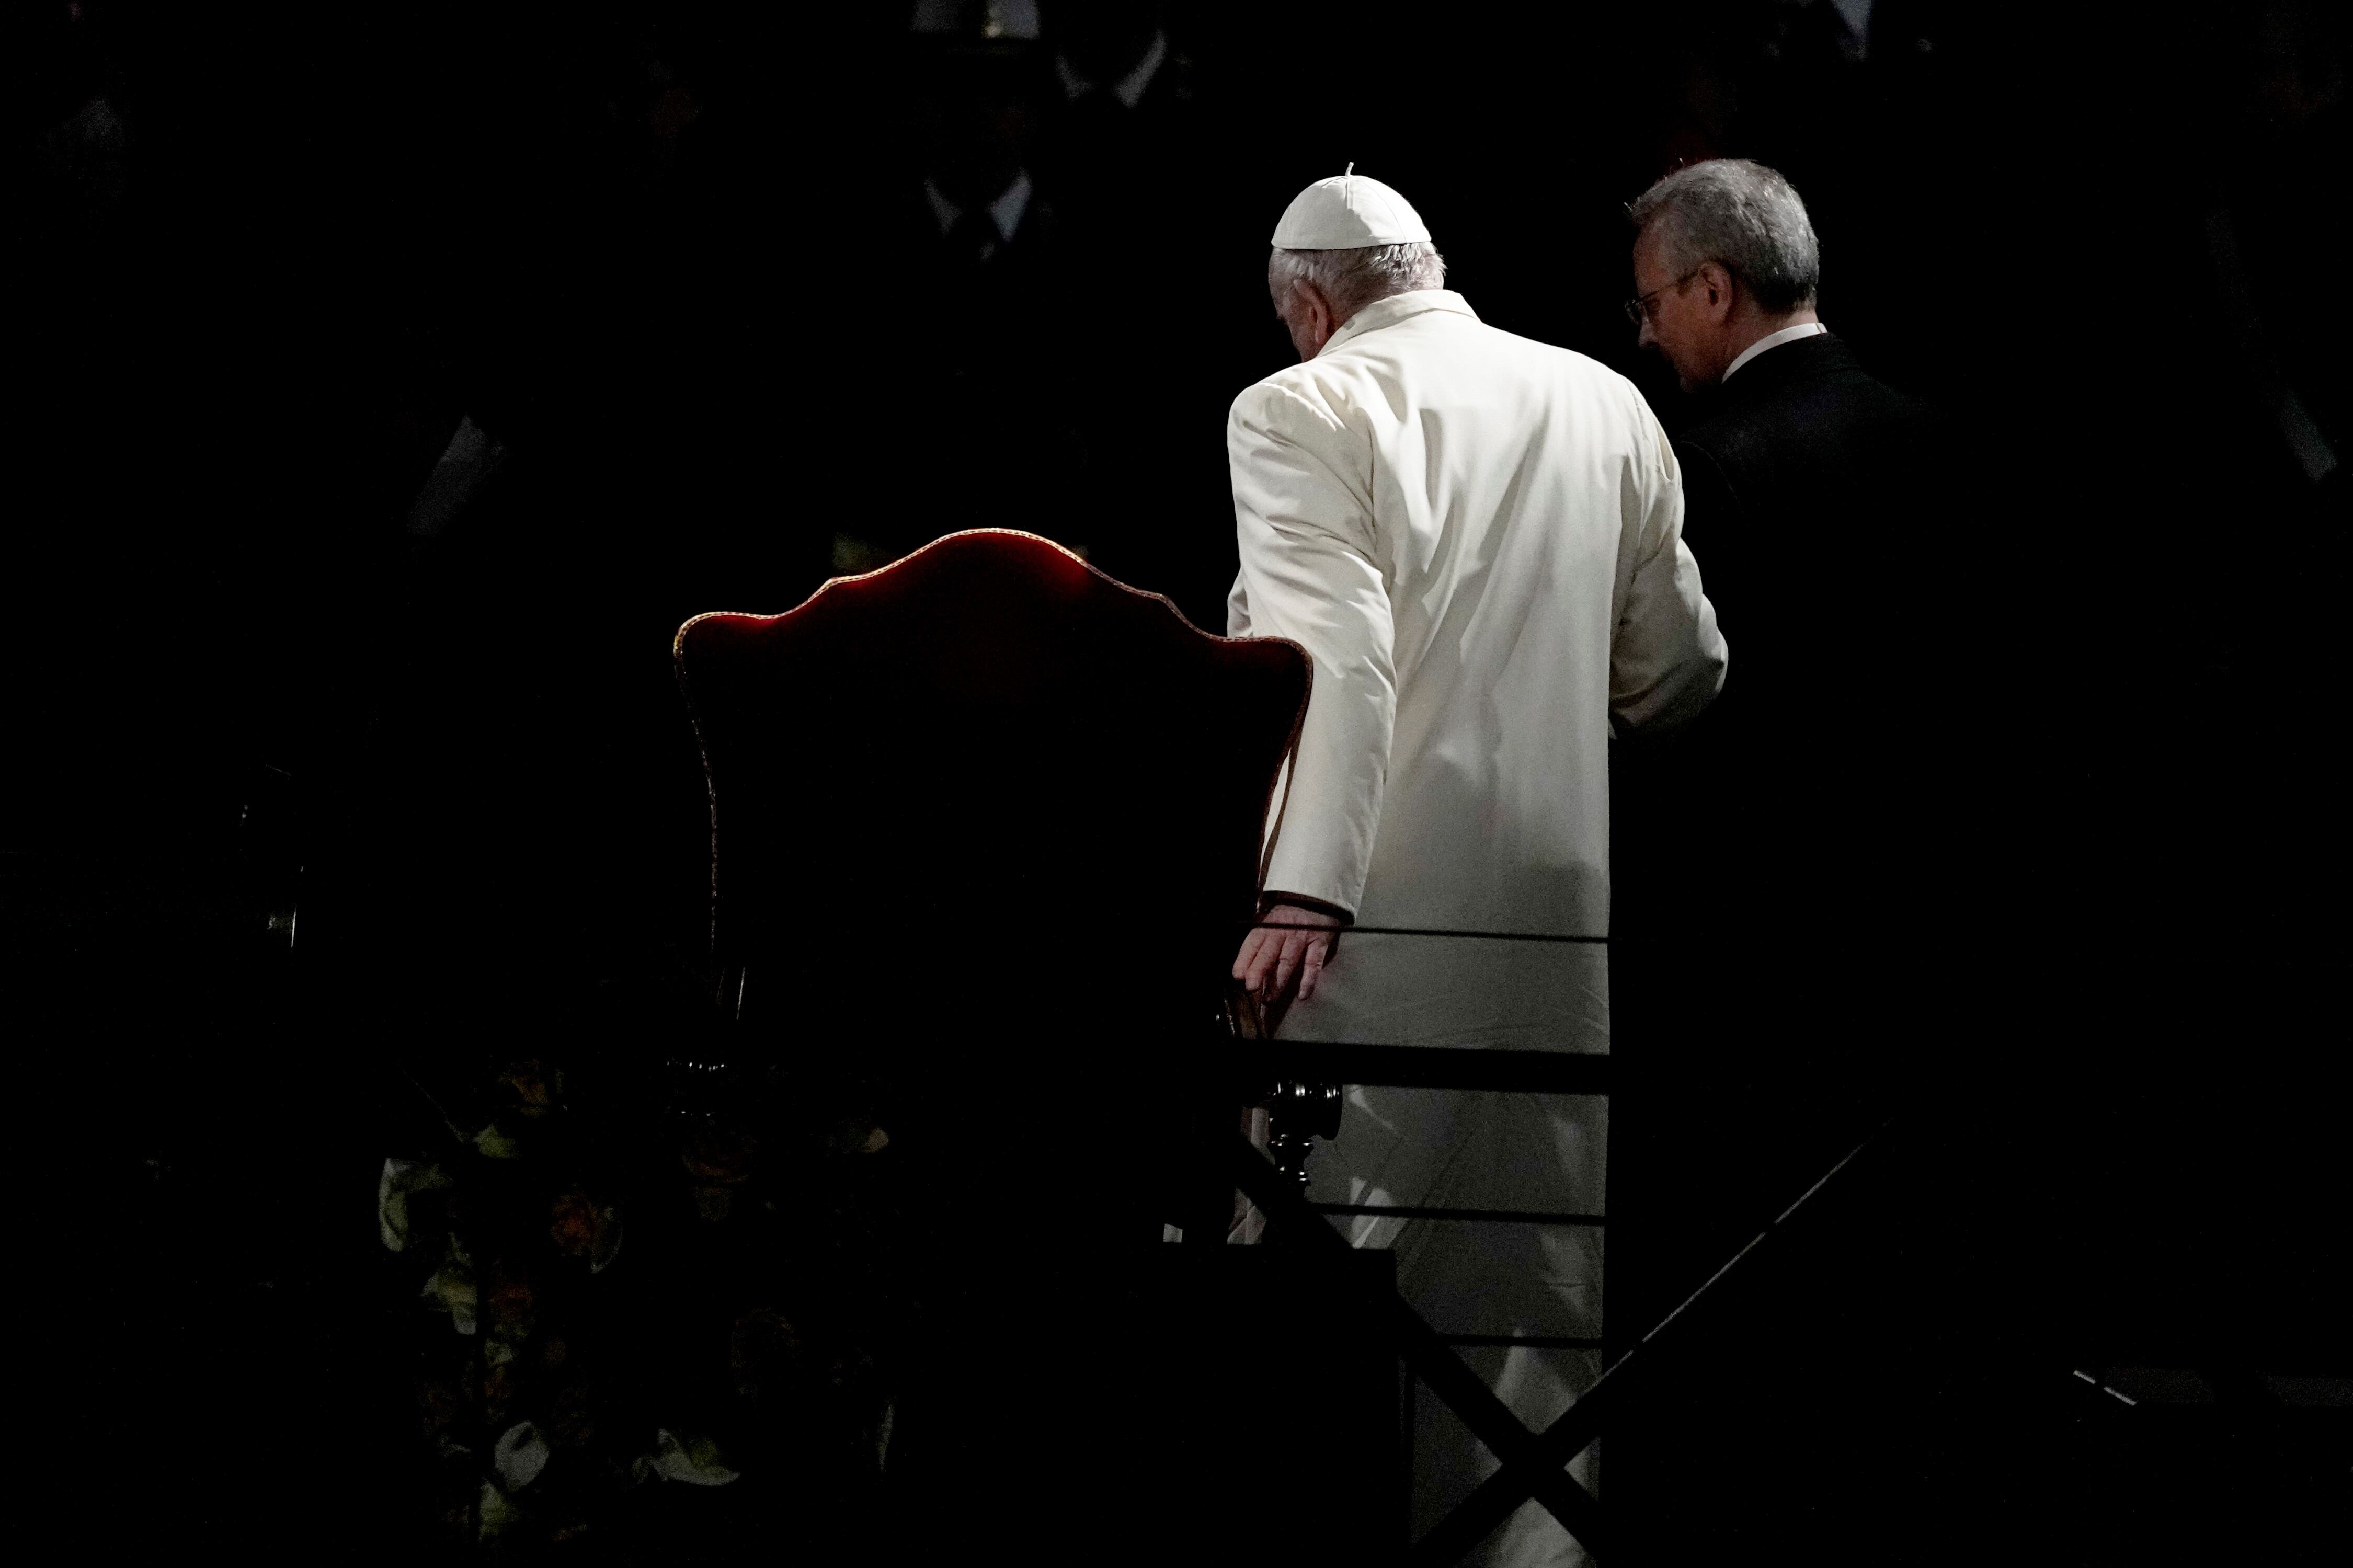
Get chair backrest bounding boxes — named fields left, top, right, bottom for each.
left=673, top=530, right=1308, bottom=1121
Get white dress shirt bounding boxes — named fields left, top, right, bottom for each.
left=921, top=170, right=1034, bottom=261
left=1054, top=28, right=1168, bottom=107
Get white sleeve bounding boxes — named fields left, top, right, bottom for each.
left=1610, top=401, right=1729, bottom=733
left=1227, top=381, right=1395, bottom=918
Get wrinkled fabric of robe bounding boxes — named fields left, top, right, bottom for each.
left=1227, top=289, right=1725, bottom=1565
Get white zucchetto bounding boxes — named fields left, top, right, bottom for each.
left=1270, top=167, right=1431, bottom=250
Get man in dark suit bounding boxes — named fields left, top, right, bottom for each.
left=843, top=36, right=1090, bottom=571
left=1631, top=159, right=1945, bottom=707
left=1609, top=149, right=1977, bottom=1553
left=1607, top=156, right=1989, bottom=1548
left=1613, top=150, right=1967, bottom=1324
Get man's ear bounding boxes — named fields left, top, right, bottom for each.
left=1299, top=280, right=1333, bottom=335
left=1698, top=261, right=1737, bottom=321
left=1287, top=280, right=1339, bottom=357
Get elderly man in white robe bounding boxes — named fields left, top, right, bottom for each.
left=1227, top=171, right=1727, bottom=1564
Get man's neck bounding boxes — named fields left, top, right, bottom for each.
left=1717, top=310, right=1823, bottom=383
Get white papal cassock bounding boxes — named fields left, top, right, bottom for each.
left=1227, top=288, right=1725, bottom=1565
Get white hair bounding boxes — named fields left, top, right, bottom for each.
left=1628, top=158, right=1820, bottom=314
left=1269, top=241, right=1447, bottom=319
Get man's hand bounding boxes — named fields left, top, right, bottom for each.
left=1233, top=901, right=1344, bottom=1020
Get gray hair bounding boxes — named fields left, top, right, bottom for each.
left=1269, top=241, right=1447, bottom=319
left=1628, top=159, right=1820, bottom=314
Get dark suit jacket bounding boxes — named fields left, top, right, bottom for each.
left=1613, top=331, right=1972, bottom=1242
left=1675, top=330, right=1948, bottom=740
left=1645, top=332, right=1967, bottom=910
left=1609, top=336, right=1977, bottom=1327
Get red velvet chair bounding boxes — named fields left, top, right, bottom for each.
left=672, top=528, right=1310, bottom=1235
left=672, top=531, right=1380, bottom=1553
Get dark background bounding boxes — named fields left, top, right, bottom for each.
left=6, top=1, right=2344, bottom=1560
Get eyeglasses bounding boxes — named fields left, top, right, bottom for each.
left=1623, top=268, right=1701, bottom=326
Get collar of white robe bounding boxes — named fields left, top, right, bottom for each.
left=1270, top=166, right=1432, bottom=249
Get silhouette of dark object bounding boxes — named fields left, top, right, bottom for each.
left=674, top=530, right=1397, bottom=1553
left=673, top=529, right=1306, bottom=1081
